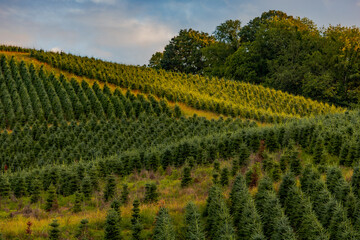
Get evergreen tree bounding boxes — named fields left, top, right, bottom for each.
left=231, top=158, right=239, bottom=176
left=181, top=166, right=192, bottom=187
left=104, top=209, right=122, bottom=240
left=266, top=130, right=278, bottom=152
left=278, top=172, right=296, bottom=207
left=144, top=183, right=159, bottom=203
left=290, top=152, right=302, bottom=176
left=131, top=199, right=142, bottom=240
left=45, top=184, right=58, bottom=212
left=184, top=202, right=205, bottom=240
left=120, top=184, right=129, bottom=205
left=30, top=177, right=42, bottom=203
left=351, top=166, right=360, bottom=198
left=81, top=175, right=92, bottom=200
left=220, top=167, right=229, bottom=186
left=75, top=219, right=90, bottom=240
left=238, top=143, right=250, bottom=165
left=313, top=138, right=325, bottom=165
left=73, top=192, right=82, bottom=213
left=104, top=174, right=116, bottom=202
left=153, top=207, right=175, bottom=240
left=206, top=186, right=235, bottom=240
left=111, top=199, right=121, bottom=220
left=271, top=214, right=296, bottom=240
left=271, top=161, right=281, bottom=182
left=49, top=219, right=60, bottom=240
left=0, top=174, right=10, bottom=199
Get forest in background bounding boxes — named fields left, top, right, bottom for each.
left=150, top=10, right=360, bottom=107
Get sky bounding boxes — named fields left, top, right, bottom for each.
left=0, top=0, right=359, bottom=65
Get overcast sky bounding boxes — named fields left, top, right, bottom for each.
left=0, top=0, right=359, bottom=65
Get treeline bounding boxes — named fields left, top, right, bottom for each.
left=152, top=10, right=360, bottom=107
left=0, top=45, right=343, bottom=123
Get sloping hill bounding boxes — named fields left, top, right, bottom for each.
left=0, top=45, right=345, bottom=124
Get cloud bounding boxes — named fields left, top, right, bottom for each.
left=50, top=47, right=62, bottom=53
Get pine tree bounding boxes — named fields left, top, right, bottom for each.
left=266, top=130, right=278, bottom=152
left=181, top=166, right=192, bottom=187
left=75, top=219, right=90, bottom=240
left=131, top=199, right=142, bottom=240
left=278, top=172, right=296, bottom=207
left=104, top=174, right=116, bottom=202
left=271, top=161, right=281, bottom=182
left=231, top=159, right=239, bottom=176
left=313, top=138, right=325, bottom=165
left=49, top=219, right=60, bottom=240
left=120, top=184, right=129, bottom=205
left=144, top=183, right=159, bottom=203
left=30, top=177, right=42, bottom=203
left=81, top=175, right=92, bottom=200
left=184, top=202, right=205, bottom=240
left=290, top=152, right=302, bottom=176
left=104, top=209, right=122, bottom=240
left=45, top=184, right=57, bottom=212
left=271, top=215, right=296, bottom=240
left=153, top=207, right=175, bottom=240
left=0, top=174, right=10, bottom=199
left=111, top=199, right=121, bottom=220
left=238, top=143, right=250, bottom=165
left=351, top=166, right=360, bottom=198
left=73, top=192, right=82, bottom=213
left=220, top=167, right=229, bottom=186
left=206, top=186, right=235, bottom=240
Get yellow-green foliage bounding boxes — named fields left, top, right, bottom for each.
left=28, top=50, right=345, bottom=122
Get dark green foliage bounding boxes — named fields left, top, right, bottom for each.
left=220, top=167, right=229, bottom=186
left=313, top=138, right=325, bottom=165
left=181, top=166, right=192, bottom=187
left=153, top=207, right=175, bottom=240
left=271, top=161, right=281, bottom=182
left=104, top=209, right=122, bottom=240
left=236, top=198, right=264, bottom=240
left=49, top=220, right=60, bottom=240
left=104, top=174, right=116, bottom=202
left=0, top=175, right=10, bottom=199
left=144, top=183, right=159, bottom=203
left=329, top=202, right=358, bottom=240
left=245, top=163, right=261, bottom=187
left=45, top=184, right=58, bottom=212
left=30, top=177, right=42, bottom=203
left=290, top=152, right=302, bottom=176
left=184, top=202, right=205, bottom=240
left=75, top=219, right=90, bottom=240
left=174, top=104, right=182, bottom=118
left=351, top=166, right=360, bottom=198
left=278, top=172, right=296, bottom=207
left=271, top=215, right=297, bottom=240
left=73, top=192, right=82, bottom=213
left=266, top=130, right=278, bottom=152
left=81, top=175, right=92, bottom=200
left=238, top=143, right=250, bottom=165
left=131, top=199, right=142, bottom=240
left=205, top=186, right=235, bottom=240
left=231, top=159, right=239, bottom=176
left=120, top=184, right=129, bottom=205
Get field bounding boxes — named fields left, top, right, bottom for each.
left=0, top=45, right=359, bottom=240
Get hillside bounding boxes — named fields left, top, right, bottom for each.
left=0, top=46, right=359, bottom=240
left=0, top=45, right=345, bottom=124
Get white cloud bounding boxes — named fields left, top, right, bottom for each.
left=50, top=47, right=62, bottom=53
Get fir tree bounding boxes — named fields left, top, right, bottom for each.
left=120, top=184, right=129, bottom=205
left=81, top=175, right=92, bottom=200
left=219, top=167, right=229, bottom=186
left=104, top=174, right=116, bottom=202
left=184, top=202, right=205, bottom=240
left=153, top=207, right=175, bottom=240
left=144, top=183, right=159, bottom=203
left=75, top=219, right=90, bottom=240
left=181, top=166, right=192, bottom=187
left=45, top=184, right=57, bottom=212
left=271, top=161, right=281, bottom=182
left=30, top=177, right=42, bottom=203
left=104, top=209, right=122, bottom=240
left=351, top=166, right=360, bottom=198
left=206, top=186, right=235, bottom=240
left=231, top=159, right=239, bottom=176
left=49, top=219, right=60, bottom=240
left=73, top=192, right=82, bottom=213
left=238, top=143, right=250, bottom=165
left=131, top=199, right=142, bottom=240
left=111, top=199, right=121, bottom=220
left=0, top=174, right=10, bottom=199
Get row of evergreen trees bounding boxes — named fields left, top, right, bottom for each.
left=13, top=46, right=343, bottom=123
left=33, top=164, right=360, bottom=239
left=0, top=54, right=178, bottom=129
